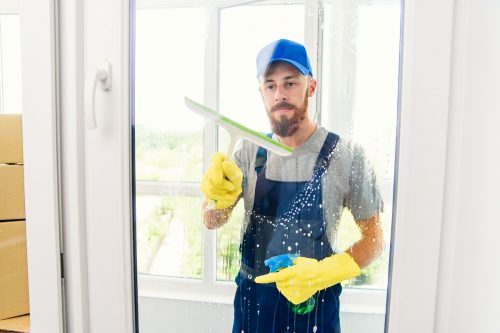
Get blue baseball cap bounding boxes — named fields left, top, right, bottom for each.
left=256, top=39, right=313, bottom=78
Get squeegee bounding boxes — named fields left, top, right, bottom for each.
left=184, top=97, right=294, bottom=157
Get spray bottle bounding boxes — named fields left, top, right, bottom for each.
left=263, top=253, right=316, bottom=315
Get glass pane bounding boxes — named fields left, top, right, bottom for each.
left=322, top=2, right=401, bottom=292
left=0, top=14, right=22, bottom=114
left=219, top=3, right=305, bottom=134
left=135, top=7, right=204, bottom=182
left=216, top=200, right=244, bottom=281
left=136, top=194, right=203, bottom=278
left=134, top=7, right=206, bottom=279
left=133, top=1, right=402, bottom=332
left=216, top=2, right=306, bottom=281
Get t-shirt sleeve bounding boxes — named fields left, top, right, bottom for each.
left=232, top=141, right=243, bottom=169
left=231, top=139, right=247, bottom=190
left=345, top=144, right=384, bottom=221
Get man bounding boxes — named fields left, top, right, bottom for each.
left=201, top=39, right=384, bottom=333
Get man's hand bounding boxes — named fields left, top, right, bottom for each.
left=201, top=152, right=243, bottom=210
left=255, top=253, right=361, bottom=305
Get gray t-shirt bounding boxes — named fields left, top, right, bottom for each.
left=233, top=126, right=383, bottom=248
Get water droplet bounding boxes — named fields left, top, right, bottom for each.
left=287, top=246, right=292, bottom=251
left=313, top=326, right=318, bottom=332
left=248, top=274, right=253, bottom=279
left=256, top=244, right=260, bottom=248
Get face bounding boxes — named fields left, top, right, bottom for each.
left=259, top=62, right=317, bottom=137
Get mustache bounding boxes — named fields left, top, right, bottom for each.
left=271, top=102, right=296, bottom=112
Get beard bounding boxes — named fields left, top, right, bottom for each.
left=267, top=91, right=308, bottom=137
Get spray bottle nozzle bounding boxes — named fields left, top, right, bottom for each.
left=264, top=253, right=300, bottom=273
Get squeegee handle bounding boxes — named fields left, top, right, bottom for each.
left=226, top=136, right=237, bottom=158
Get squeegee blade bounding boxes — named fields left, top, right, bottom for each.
left=184, top=97, right=294, bottom=156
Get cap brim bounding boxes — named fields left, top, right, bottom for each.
left=257, top=58, right=312, bottom=77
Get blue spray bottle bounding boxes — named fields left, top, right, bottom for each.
left=263, top=253, right=316, bottom=315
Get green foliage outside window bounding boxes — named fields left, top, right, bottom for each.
left=135, top=126, right=203, bottom=182
left=136, top=127, right=389, bottom=288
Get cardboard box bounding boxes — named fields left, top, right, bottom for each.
left=0, top=221, right=29, bottom=320
left=0, top=115, right=23, bottom=164
left=0, top=314, right=30, bottom=332
left=0, top=165, right=25, bottom=221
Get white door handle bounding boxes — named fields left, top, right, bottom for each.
left=87, top=60, right=112, bottom=129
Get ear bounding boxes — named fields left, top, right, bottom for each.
left=308, top=78, right=317, bottom=97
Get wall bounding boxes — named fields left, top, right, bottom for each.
left=434, top=1, right=500, bottom=332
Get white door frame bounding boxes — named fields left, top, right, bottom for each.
left=386, top=0, right=454, bottom=332
left=20, top=0, right=65, bottom=332
left=79, top=0, right=136, bottom=331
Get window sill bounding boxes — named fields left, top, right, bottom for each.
left=138, top=274, right=387, bottom=315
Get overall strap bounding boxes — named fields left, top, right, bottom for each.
left=313, top=132, right=340, bottom=176
left=254, top=133, right=273, bottom=174
left=255, top=132, right=340, bottom=174
left=278, top=132, right=339, bottom=222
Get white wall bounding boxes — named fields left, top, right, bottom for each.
left=434, top=1, right=500, bottom=333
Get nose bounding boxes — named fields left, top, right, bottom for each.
left=274, top=84, right=287, bottom=101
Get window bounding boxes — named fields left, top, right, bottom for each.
left=135, top=1, right=311, bottom=284
left=135, top=6, right=205, bottom=278
left=134, top=1, right=401, bottom=318
left=217, top=2, right=306, bottom=281
left=321, top=1, right=401, bottom=290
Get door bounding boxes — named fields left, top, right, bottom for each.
left=56, top=0, right=454, bottom=332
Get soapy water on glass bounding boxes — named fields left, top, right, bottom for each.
left=240, top=149, right=339, bottom=321
left=274, top=153, right=333, bottom=314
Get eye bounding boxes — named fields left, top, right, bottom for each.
left=265, top=84, right=274, bottom=90
left=287, top=81, right=296, bottom=87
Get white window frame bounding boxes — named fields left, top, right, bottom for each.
left=19, top=0, right=66, bottom=331
left=135, top=0, right=389, bottom=315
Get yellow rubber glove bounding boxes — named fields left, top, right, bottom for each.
left=254, top=253, right=361, bottom=305
left=201, top=152, right=243, bottom=209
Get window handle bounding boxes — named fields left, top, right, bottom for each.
left=86, top=60, right=112, bottom=129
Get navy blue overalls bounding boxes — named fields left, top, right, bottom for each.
left=233, top=132, right=342, bottom=333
